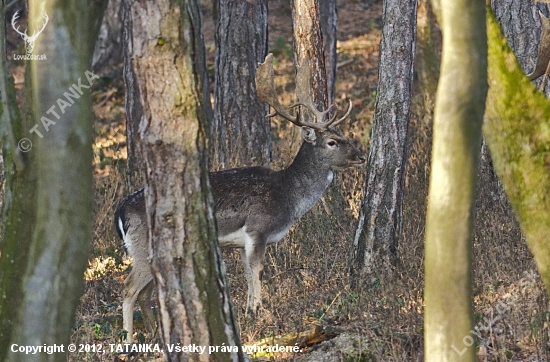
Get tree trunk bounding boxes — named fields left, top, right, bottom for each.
left=415, top=0, right=438, bottom=112
left=92, top=0, right=123, bottom=76
left=0, top=3, right=37, bottom=358
left=288, top=2, right=371, bottom=329
left=424, top=0, right=487, bottom=360
left=351, top=0, right=417, bottom=277
left=0, top=0, right=105, bottom=361
left=122, top=0, right=144, bottom=189
left=211, top=0, right=269, bottom=170
left=123, top=0, right=244, bottom=361
left=483, top=10, right=550, bottom=295
left=291, top=0, right=328, bottom=112
left=319, top=0, right=337, bottom=105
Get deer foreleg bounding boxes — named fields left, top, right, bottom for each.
left=240, top=238, right=265, bottom=317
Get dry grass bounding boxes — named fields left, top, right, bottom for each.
left=62, top=1, right=550, bottom=361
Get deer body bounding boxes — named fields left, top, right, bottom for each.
left=214, top=138, right=340, bottom=246
left=115, top=54, right=364, bottom=343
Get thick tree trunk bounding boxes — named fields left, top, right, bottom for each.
left=211, top=0, right=269, bottom=169
left=424, top=0, right=487, bottom=360
left=0, top=1, right=105, bottom=361
left=123, top=0, right=244, bottom=361
left=351, top=0, right=417, bottom=277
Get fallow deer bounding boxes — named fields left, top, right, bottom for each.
left=114, top=53, right=365, bottom=342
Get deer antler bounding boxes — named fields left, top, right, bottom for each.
left=327, top=99, right=353, bottom=128
left=292, top=55, right=333, bottom=127
left=255, top=53, right=353, bottom=131
left=255, top=53, right=298, bottom=122
left=528, top=11, right=550, bottom=80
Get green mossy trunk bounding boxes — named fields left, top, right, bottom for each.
left=0, top=3, right=37, bottom=356
left=484, top=10, right=550, bottom=294
left=0, top=1, right=105, bottom=361
left=423, top=0, right=487, bottom=360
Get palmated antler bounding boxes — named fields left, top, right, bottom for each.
left=528, top=11, right=550, bottom=80
left=255, top=53, right=298, bottom=122
left=255, top=53, right=353, bottom=131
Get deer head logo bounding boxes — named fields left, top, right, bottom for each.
left=11, top=11, right=49, bottom=56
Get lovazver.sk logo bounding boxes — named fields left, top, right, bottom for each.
left=11, top=10, right=48, bottom=61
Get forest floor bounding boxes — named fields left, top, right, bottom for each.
left=6, top=0, right=550, bottom=361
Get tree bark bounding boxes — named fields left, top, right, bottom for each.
left=415, top=0, right=438, bottom=112
left=92, top=0, right=123, bottom=76
left=351, top=0, right=417, bottom=277
left=490, top=1, right=545, bottom=79
left=0, top=0, right=106, bottom=361
left=424, top=0, right=487, bottom=360
left=211, top=0, right=269, bottom=170
left=484, top=10, right=550, bottom=295
left=122, top=0, right=144, bottom=188
left=123, top=0, right=244, bottom=361
left=0, top=3, right=36, bottom=358
left=319, top=0, right=337, bottom=105
left=291, top=0, right=328, bottom=113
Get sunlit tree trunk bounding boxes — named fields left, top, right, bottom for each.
left=0, top=0, right=106, bottom=361
left=291, top=0, right=328, bottom=112
left=123, top=0, right=244, bottom=360
left=424, top=0, right=487, bottom=360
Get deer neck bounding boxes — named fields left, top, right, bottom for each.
left=280, top=142, right=334, bottom=219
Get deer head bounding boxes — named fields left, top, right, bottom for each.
left=11, top=11, right=49, bottom=56
left=255, top=53, right=363, bottom=169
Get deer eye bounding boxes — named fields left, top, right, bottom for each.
left=327, top=140, right=338, bottom=147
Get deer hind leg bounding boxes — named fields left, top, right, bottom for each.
left=123, top=267, right=153, bottom=343
left=137, top=280, right=157, bottom=339
left=240, top=236, right=266, bottom=317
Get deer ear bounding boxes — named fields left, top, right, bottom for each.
left=301, top=127, right=317, bottom=144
